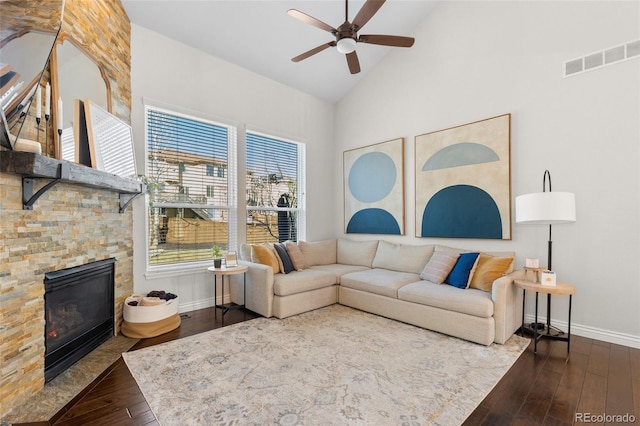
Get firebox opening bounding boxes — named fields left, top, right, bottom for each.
left=44, top=258, right=116, bottom=382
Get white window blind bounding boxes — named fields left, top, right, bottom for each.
left=145, top=106, right=235, bottom=267
left=245, top=131, right=304, bottom=245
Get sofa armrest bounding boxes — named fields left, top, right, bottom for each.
left=229, top=260, right=274, bottom=318
left=491, top=269, right=525, bottom=344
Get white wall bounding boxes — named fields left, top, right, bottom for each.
left=129, top=24, right=335, bottom=312
left=334, top=1, right=640, bottom=346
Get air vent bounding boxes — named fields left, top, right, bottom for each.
left=564, top=39, right=640, bottom=77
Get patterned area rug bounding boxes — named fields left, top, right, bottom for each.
left=123, top=305, right=528, bottom=425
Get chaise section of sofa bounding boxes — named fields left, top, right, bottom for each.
left=234, top=238, right=522, bottom=346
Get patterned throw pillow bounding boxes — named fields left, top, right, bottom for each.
left=284, top=241, right=306, bottom=271
left=274, top=243, right=295, bottom=274
left=251, top=244, right=280, bottom=273
left=444, top=252, right=480, bottom=289
left=469, top=253, right=514, bottom=292
left=419, top=251, right=460, bottom=284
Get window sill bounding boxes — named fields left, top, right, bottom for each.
left=144, top=261, right=213, bottom=280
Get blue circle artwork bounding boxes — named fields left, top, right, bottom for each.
left=348, top=151, right=396, bottom=203
left=421, top=185, right=502, bottom=239
left=346, top=208, right=401, bottom=234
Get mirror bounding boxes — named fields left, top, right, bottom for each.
left=0, top=0, right=63, bottom=150
left=56, top=38, right=109, bottom=162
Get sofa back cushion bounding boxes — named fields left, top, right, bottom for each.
left=372, top=241, right=435, bottom=274
left=337, top=239, right=379, bottom=267
left=298, top=239, right=337, bottom=266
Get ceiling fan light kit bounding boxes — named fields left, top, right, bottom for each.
left=336, top=38, right=357, bottom=54
left=288, top=0, right=415, bottom=74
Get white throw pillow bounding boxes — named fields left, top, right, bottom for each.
left=419, top=251, right=460, bottom=284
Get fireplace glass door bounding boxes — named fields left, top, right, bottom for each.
left=44, top=258, right=115, bottom=382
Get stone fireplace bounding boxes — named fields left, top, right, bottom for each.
left=0, top=172, right=135, bottom=417
left=0, top=0, right=132, bottom=417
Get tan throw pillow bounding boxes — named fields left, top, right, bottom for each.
left=251, top=244, right=280, bottom=273
left=419, top=251, right=459, bottom=284
left=469, top=253, right=514, bottom=292
left=284, top=241, right=306, bottom=271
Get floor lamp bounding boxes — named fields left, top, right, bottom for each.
left=515, top=170, right=576, bottom=336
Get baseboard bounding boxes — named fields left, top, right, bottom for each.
left=523, top=314, right=640, bottom=349
left=177, top=294, right=231, bottom=314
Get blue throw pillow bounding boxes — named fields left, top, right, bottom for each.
left=445, top=252, right=480, bottom=289
left=274, top=243, right=295, bottom=274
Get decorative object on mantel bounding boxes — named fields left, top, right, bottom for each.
left=84, top=100, right=137, bottom=178
left=343, top=138, right=404, bottom=235
left=415, top=114, right=512, bottom=239
left=515, top=169, right=576, bottom=333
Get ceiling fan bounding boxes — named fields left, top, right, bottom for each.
left=288, top=0, right=415, bottom=74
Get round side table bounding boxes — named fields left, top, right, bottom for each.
left=514, top=280, right=576, bottom=355
left=207, top=265, right=248, bottom=316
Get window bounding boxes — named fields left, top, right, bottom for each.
left=246, top=131, right=305, bottom=245
left=145, top=106, right=235, bottom=267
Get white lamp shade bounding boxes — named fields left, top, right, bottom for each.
left=515, top=192, right=576, bottom=224
left=336, top=38, right=356, bottom=54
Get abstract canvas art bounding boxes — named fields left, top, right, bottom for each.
left=344, top=138, right=404, bottom=235
left=415, top=114, right=511, bottom=239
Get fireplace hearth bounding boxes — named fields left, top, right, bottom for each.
left=44, top=258, right=116, bottom=382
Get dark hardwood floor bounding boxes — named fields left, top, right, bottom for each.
left=17, top=307, right=639, bottom=426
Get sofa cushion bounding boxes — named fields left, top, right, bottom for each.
left=340, top=269, right=421, bottom=298
left=251, top=244, right=280, bottom=273
left=299, top=239, right=337, bottom=266
left=239, top=243, right=253, bottom=261
left=469, top=253, right=514, bottom=292
left=309, top=264, right=371, bottom=283
left=284, top=241, right=306, bottom=270
left=444, top=252, right=480, bottom=289
left=273, top=269, right=337, bottom=297
left=372, top=241, right=435, bottom=274
left=398, top=280, right=494, bottom=318
left=419, top=251, right=459, bottom=284
left=337, top=239, right=379, bottom=267
left=274, top=243, right=294, bottom=274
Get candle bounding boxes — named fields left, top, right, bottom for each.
left=57, top=97, right=63, bottom=130
left=36, top=85, right=42, bottom=119
left=45, top=82, right=51, bottom=116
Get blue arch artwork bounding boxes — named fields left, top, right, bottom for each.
left=347, top=208, right=401, bottom=235
left=421, top=185, right=502, bottom=239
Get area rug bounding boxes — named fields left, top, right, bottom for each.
left=123, top=305, right=528, bottom=426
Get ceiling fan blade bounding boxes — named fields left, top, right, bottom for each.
left=291, top=41, right=336, bottom=63
left=352, top=0, right=386, bottom=30
left=346, top=51, right=361, bottom=74
left=287, top=9, right=336, bottom=33
left=358, top=34, right=415, bottom=48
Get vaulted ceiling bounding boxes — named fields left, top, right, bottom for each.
left=121, top=1, right=439, bottom=103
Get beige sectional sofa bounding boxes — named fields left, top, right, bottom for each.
left=231, top=238, right=523, bottom=346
